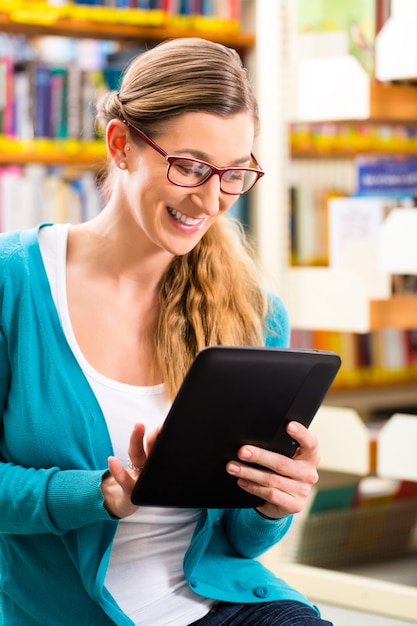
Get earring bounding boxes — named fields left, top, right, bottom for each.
left=119, top=162, right=127, bottom=170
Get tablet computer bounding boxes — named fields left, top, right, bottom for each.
left=131, top=346, right=341, bottom=509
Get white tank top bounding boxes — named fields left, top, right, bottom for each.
left=38, top=224, right=212, bottom=625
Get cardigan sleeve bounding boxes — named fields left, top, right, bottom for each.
left=0, top=327, right=10, bottom=429
left=263, top=291, right=290, bottom=348
left=0, top=462, right=115, bottom=536
left=221, top=508, right=293, bottom=559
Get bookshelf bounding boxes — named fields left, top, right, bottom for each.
left=0, top=9, right=255, bottom=47
left=253, top=2, right=417, bottom=620
left=290, top=121, right=417, bottom=158
left=0, top=1, right=256, bottom=227
left=0, top=2, right=255, bottom=168
left=284, top=60, right=417, bottom=336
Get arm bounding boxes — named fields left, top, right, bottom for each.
left=0, top=296, right=115, bottom=535
left=222, top=507, right=293, bottom=559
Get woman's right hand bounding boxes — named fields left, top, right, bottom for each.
left=101, top=422, right=158, bottom=519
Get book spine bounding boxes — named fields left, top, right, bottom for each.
left=33, top=64, right=52, bottom=138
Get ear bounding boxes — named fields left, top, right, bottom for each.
left=106, top=119, right=131, bottom=166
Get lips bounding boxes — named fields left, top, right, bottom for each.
left=167, top=206, right=204, bottom=228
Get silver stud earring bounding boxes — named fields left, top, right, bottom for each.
left=119, top=162, right=127, bottom=170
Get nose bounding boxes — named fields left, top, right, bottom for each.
left=190, top=174, right=222, bottom=216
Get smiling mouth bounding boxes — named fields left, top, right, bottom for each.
left=167, top=207, right=204, bottom=227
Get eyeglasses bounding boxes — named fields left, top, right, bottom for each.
left=122, top=120, right=264, bottom=195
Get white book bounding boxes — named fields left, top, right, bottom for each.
left=328, top=196, right=392, bottom=269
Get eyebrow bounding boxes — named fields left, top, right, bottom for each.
left=173, top=148, right=253, bottom=167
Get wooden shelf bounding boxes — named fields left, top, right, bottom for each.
left=326, top=381, right=417, bottom=415
left=0, top=11, right=255, bottom=47
left=291, top=146, right=417, bottom=158
left=0, top=152, right=105, bottom=167
left=0, top=138, right=106, bottom=167
left=265, top=562, right=417, bottom=623
left=369, top=82, right=417, bottom=123
left=370, top=295, right=417, bottom=330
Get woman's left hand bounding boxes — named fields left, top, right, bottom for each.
left=226, top=421, right=320, bottom=520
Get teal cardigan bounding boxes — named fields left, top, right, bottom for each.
left=0, top=226, right=316, bottom=625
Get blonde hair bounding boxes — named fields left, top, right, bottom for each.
left=96, top=38, right=269, bottom=399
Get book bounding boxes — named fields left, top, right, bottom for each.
left=33, top=63, right=52, bottom=138
left=66, top=61, right=82, bottom=139
left=328, top=195, right=392, bottom=269
left=13, top=63, right=33, bottom=140
left=0, top=56, right=14, bottom=136
left=50, top=66, right=68, bottom=139
left=356, top=155, right=417, bottom=197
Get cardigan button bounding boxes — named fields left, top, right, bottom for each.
left=190, top=578, right=198, bottom=588
left=253, top=586, right=269, bottom=598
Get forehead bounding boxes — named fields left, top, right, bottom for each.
left=157, top=111, right=255, bottom=159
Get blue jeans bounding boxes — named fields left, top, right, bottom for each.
left=188, top=601, right=333, bottom=626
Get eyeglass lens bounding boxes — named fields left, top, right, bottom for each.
left=167, top=158, right=258, bottom=194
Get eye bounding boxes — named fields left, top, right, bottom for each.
left=223, top=169, right=246, bottom=182
left=172, top=159, right=210, bottom=179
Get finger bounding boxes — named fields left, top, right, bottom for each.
left=230, top=442, right=319, bottom=487
left=227, top=463, right=306, bottom=517
left=144, top=425, right=161, bottom=456
left=128, top=422, right=147, bottom=468
left=227, top=461, right=315, bottom=516
left=108, top=456, right=137, bottom=491
left=235, top=444, right=296, bottom=477
left=287, top=421, right=318, bottom=456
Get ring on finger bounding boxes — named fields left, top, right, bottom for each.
left=127, top=456, right=144, bottom=472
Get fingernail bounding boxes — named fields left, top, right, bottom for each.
left=240, top=448, right=252, bottom=460
left=228, top=463, right=240, bottom=474
left=287, top=422, right=299, bottom=433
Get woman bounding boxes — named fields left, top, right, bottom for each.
left=0, top=38, right=332, bottom=625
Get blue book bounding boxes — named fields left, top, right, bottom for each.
left=33, top=64, right=52, bottom=138
left=356, top=156, right=417, bottom=197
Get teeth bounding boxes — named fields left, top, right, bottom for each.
left=168, top=207, right=202, bottom=226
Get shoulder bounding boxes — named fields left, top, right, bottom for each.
left=0, top=229, right=24, bottom=262
left=263, top=291, right=290, bottom=348
left=0, top=227, right=43, bottom=297
left=0, top=226, right=41, bottom=269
